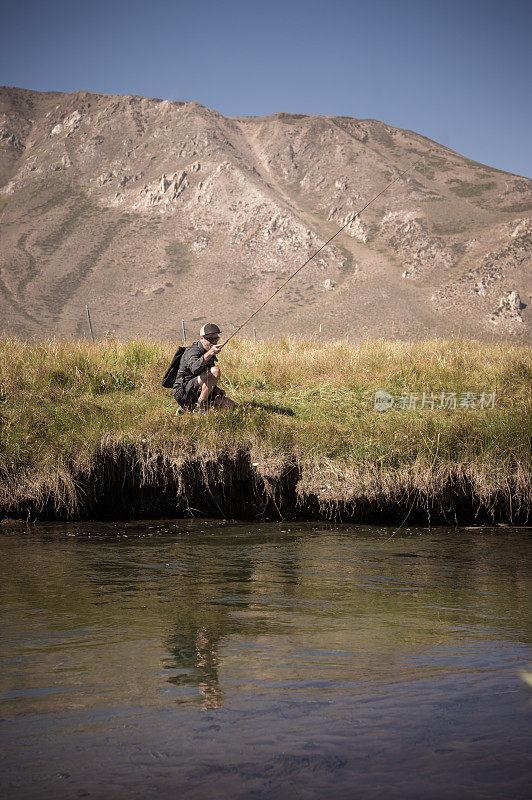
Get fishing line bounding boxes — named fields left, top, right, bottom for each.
left=220, top=160, right=420, bottom=349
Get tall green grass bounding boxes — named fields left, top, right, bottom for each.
left=0, top=336, right=530, bottom=516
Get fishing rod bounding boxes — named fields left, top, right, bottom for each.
left=219, top=160, right=421, bottom=350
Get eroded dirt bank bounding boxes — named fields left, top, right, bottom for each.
left=1, top=441, right=529, bottom=526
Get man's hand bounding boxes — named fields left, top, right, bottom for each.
left=209, top=344, right=222, bottom=357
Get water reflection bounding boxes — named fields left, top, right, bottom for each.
left=0, top=522, right=530, bottom=714
left=166, top=627, right=223, bottom=708
left=0, top=521, right=531, bottom=799
left=162, top=533, right=302, bottom=708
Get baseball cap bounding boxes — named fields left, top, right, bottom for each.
left=200, top=323, right=221, bottom=337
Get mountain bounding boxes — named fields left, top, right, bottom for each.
left=0, top=86, right=530, bottom=342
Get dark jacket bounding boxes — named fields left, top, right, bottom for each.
left=173, top=341, right=217, bottom=394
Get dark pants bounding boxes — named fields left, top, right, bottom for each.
left=174, top=377, right=223, bottom=409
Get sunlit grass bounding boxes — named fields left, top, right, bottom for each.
left=0, top=336, right=530, bottom=516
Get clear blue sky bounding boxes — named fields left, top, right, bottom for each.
left=1, top=0, right=531, bottom=177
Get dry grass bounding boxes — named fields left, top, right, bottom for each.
left=0, top=336, right=530, bottom=520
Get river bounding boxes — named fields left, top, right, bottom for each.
left=0, top=520, right=530, bottom=799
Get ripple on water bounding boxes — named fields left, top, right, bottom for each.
left=0, top=522, right=530, bottom=799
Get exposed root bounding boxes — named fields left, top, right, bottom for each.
left=0, top=436, right=529, bottom=524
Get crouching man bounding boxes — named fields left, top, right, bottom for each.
left=173, top=323, right=235, bottom=413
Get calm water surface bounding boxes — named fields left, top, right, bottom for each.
left=0, top=521, right=531, bottom=799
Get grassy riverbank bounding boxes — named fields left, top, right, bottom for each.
left=0, top=337, right=530, bottom=523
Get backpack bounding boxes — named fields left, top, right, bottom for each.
left=162, top=346, right=186, bottom=388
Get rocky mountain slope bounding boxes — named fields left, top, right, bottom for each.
left=0, top=86, right=530, bottom=342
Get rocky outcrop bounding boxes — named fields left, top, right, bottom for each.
left=344, top=213, right=369, bottom=243
left=262, top=211, right=314, bottom=251
left=490, top=290, right=524, bottom=328
left=0, top=123, right=25, bottom=151
left=131, top=171, right=189, bottom=210
left=380, top=210, right=454, bottom=278
left=433, top=219, right=531, bottom=313
left=50, top=110, right=82, bottom=136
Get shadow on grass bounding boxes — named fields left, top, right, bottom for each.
left=244, top=401, right=295, bottom=417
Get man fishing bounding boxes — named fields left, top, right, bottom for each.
left=173, top=323, right=235, bottom=413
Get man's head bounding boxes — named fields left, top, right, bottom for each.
left=200, top=322, right=221, bottom=347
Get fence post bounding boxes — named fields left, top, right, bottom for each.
left=182, top=319, right=186, bottom=344
left=86, top=305, right=95, bottom=342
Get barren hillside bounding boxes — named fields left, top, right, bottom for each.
left=0, top=86, right=530, bottom=342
